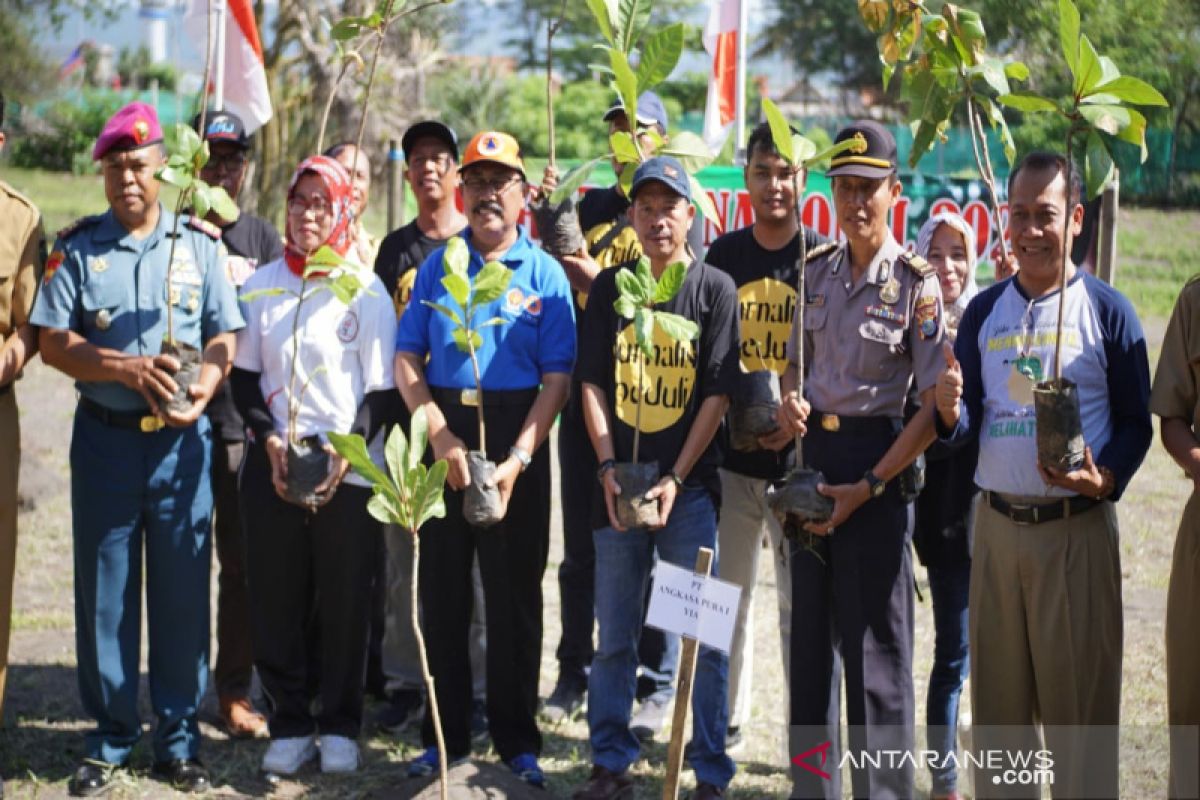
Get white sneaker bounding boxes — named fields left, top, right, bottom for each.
left=319, top=734, right=360, bottom=773
left=261, top=735, right=318, bottom=775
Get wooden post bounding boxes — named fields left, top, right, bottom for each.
left=662, top=546, right=714, bottom=800
left=387, top=138, right=403, bottom=232
left=1097, top=167, right=1120, bottom=285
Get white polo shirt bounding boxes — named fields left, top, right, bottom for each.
left=235, top=257, right=397, bottom=488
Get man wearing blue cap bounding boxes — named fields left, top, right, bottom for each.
left=30, top=101, right=243, bottom=796
left=542, top=90, right=702, bottom=740
left=573, top=156, right=738, bottom=800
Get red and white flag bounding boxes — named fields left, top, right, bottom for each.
left=186, top=0, right=273, bottom=133
left=702, top=0, right=739, bottom=153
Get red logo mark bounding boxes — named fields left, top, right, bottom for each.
left=792, top=740, right=833, bottom=780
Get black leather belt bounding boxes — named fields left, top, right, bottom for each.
left=430, top=386, right=539, bottom=408
left=985, top=491, right=1100, bottom=526
left=810, top=410, right=897, bottom=436
left=79, top=396, right=165, bottom=433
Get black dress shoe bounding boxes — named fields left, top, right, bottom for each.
left=151, top=758, right=211, bottom=794
left=68, top=761, right=116, bottom=797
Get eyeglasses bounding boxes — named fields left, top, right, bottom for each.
left=287, top=195, right=333, bottom=218
left=207, top=151, right=247, bottom=172
left=461, top=174, right=522, bottom=195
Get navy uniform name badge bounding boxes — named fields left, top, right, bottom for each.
left=806, top=293, right=826, bottom=308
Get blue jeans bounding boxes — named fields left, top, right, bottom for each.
left=588, top=488, right=736, bottom=789
left=926, top=557, right=971, bottom=794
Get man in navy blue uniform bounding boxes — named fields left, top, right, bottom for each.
left=31, top=102, right=243, bottom=796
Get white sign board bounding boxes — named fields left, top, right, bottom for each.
left=645, top=561, right=743, bottom=654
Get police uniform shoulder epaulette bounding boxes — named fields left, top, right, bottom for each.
left=900, top=250, right=934, bottom=278
left=186, top=215, right=223, bottom=240
left=805, top=241, right=838, bottom=263
left=56, top=214, right=102, bottom=242
left=0, top=179, right=36, bottom=211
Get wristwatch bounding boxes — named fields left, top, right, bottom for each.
left=666, top=469, right=686, bottom=488
left=508, top=445, right=532, bottom=473
left=863, top=469, right=887, bottom=498
left=596, top=459, right=616, bottom=484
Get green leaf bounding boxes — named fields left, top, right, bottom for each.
left=636, top=23, right=683, bottom=92
left=586, top=0, right=617, bottom=47
left=548, top=156, right=604, bottom=205
left=998, top=92, right=1059, bottom=113
left=953, top=8, right=987, bottom=66
left=326, top=277, right=355, bottom=306
left=441, top=273, right=470, bottom=307
left=807, top=136, right=859, bottom=169
left=857, top=0, right=890, bottom=33
left=331, top=17, right=364, bottom=40
left=1075, top=34, right=1102, bottom=97
left=909, top=119, right=939, bottom=168
left=470, top=261, right=513, bottom=307
left=1059, top=0, right=1081, bottom=79
left=1079, top=104, right=1131, bottom=136
left=1115, top=106, right=1149, bottom=162
left=760, top=97, right=796, bottom=166
left=367, top=492, right=401, bottom=525
left=658, top=131, right=715, bottom=174
left=1005, top=61, right=1030, bottom=82
left=206, top=184, right=239, bottom=222
left=653, top=311, right=699, bottom=342
left=239, top=287, right=289, bottom=302
left=1084, top=129, right=1115, bottom=200
left=407, top=406, right=429, bottom=474
left=1089, top=75, right=1170, bottom=107
left=975, top=58, right=1010, bottom=98
left=618, top=164, right=636, bottom=198
left=156, top=165, right=193, bottom=191
left=980, top=97, right=1017, bottom=166
left=882, top=63, right=896, bottom=93
left=614, top=295, right=637, bottom=319
left=442, top=236, right=469, bottom=279
left=614, top=0, right=650, bottom=54
left=452, top=327, right=483, bottom=353
left=175, top=124, right=203, bottom=162
left=610, top=130, right=641, bottom=164
left=1081, top=93, right=1122, bottom=106
left=1095, top=56, right=1121, bottom=88
left=635, top=256, right=656, bottom=298
left=689, top=174, right=722, bottom=229
left=422, top=300, right=464, bottom=327
left=614, top=263, right=647, bottom=304
left=414, top=459, right=449, bottom=529
left=652, top=261, right=687, bottom=304
left=633, top=307, right=654, bottom=359
left=791, top=135, right=817, bottom=165
left=191, top=181, right=212, bottom=219
left=307, top=244, right=352, bottom=273
left=383, top=422, right=409, bottom=487
left=609, top=50, right=640, bottom=132
left=328, top=431, right=393, bottom=491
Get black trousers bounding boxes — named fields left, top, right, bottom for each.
left=420, top=396, right=549, bottom=761
left=789, top=422, right=915, bottom=800
left=240, top=440, right=381, bottom=739
left=212, top=439, right=254, bottom=699
left=555, top=393, right=677, bottom=698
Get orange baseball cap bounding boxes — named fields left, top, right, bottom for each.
left=461, top=131, right=525, bottom=177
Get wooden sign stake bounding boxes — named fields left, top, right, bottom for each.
left=662, top=546, right=714, bottom=800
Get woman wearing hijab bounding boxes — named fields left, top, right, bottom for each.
left=913, top=212, right=979, bottom=800
left=231, top=155, right=398, bottom=775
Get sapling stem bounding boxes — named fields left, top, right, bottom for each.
left=791, top=169, right=807, bottom=465
left=965, top=95, right=1011, bottom=262
left=633, top=347, right=644, bottom=463
left=410, top=533, right=449, bottom=800
left=1054, top=126, right=1075, bottom=383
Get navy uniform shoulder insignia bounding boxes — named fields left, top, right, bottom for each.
left=900, top=250, right=934, bottom=278
left=805, top=241, right=838, bottom=263
left=56, top=214, right=101, bottom=242
left=186, top=216, right=223, bottom=240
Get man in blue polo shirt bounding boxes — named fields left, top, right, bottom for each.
left=394, top=130, right=574, bottom=787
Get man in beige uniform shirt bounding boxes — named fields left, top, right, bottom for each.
left=0, top=90, right=47, bottom=754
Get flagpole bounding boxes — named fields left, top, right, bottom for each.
left=733, top=0, right=748, bottom=164
left=213, top=0, right=227, bottom=110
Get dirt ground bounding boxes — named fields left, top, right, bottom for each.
left=0, top=313, right=1186, bottom=798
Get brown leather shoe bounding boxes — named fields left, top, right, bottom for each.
left=692, top=782, right=724, bottom=799
left=219, top=695, right=268, bottom=739
left=572, top=765, right=633, bottom=799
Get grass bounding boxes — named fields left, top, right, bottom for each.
left=3, top=165, right=1200, bottom=797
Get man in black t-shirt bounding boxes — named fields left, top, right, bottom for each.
left=573, top=157, right=738, bottom=800
left=193, top=108, right=283, bottom=740
left=542, top=92, right=701, bottom=736
left=704, top=122, right=830, bottom=752
left=372, top=121, right=487, bottom=737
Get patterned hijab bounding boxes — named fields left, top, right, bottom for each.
left=284, top=155, right=355, bottom=276
left=916, top=211, right=979, bottom=315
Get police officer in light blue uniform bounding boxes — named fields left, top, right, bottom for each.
left=30, top=102, right=243, bottom=797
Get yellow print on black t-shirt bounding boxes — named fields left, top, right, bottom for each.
left=613, top=322, right=697, bottom=434
left=577, top=220, right=642, bottom=311
left=737, top=277, right=795, bottom=374
left=393, top=268, right=417, bottom=320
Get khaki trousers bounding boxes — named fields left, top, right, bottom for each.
left=0, top=388, right=19, bottom=723
left=716, top=468, right=791, bottom=731
left=1168, top=491, right=1200, bottom=799
left=969, top=494, right=1123, bottom=799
